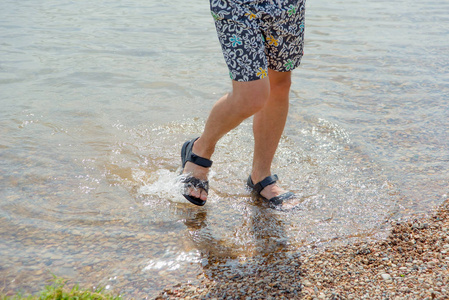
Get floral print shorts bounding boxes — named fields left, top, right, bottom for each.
left=210, top=0, right=306, bottom=82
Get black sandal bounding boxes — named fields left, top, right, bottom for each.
left=180, top=137, right=213, bottom=206
left=247, top=174, right=297, bottom=210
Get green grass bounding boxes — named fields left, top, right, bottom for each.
left=0, top=276, right=121, bottom=300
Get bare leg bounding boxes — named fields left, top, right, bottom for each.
left=251, top=69, right=292, bottom=200
left=182, top=77, right=271, bottom=201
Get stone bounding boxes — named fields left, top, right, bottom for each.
left=381, top=273, right=392, bottom=281
left=303, top=280, right=312, bottom=287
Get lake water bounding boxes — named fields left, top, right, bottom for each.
left=0, top=0, right=448, bottom=298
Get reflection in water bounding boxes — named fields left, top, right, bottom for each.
left=172, top=197, right=292, bottom=278
left=170, top=199, right=307, bottom=300
left=247, top=199, right=290, bottom=256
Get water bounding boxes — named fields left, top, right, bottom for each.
left=1, top=0, right=448, bottom=298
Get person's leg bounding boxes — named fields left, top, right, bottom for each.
left=182, top=77, right=271, bottom=201
left=251, top=69, right=292, bottom=200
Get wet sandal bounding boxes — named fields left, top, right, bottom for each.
left=247, top=174, right=298, bottom=210
left=180, top=137, right=213, bottom=206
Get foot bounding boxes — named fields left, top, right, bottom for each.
left=259, top=182, right=302, bottom=210
left=180, top=138, right=213, bottom=203
left=248, top=174, right=302, bottom=210
left=182, top=160, right=209, bottom=202
left=254, top=178, right=287, bottom=200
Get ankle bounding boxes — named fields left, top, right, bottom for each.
left=193, top=137, right=215, bottom=159
left=250, top=171, right=271, bottom=184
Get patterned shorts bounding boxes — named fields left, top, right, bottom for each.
left=210, top=0, right=306, bottom=82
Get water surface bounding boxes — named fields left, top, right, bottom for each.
left=0, top=0, right=448, bottom=298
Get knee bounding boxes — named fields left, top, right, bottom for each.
left=245, top=87, right=270, bottom=112
left=232, top=80, right=270, bottom=116
left=270, top=75, right=291, bottom=95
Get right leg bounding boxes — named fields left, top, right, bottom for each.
left=182, top=77, right=270, bottom=201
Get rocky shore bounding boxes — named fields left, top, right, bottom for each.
left=156, top=199, right=449, bottom=299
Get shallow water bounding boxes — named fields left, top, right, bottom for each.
left=1, top=0, right=448, bottom=298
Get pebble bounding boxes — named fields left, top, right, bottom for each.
left=303, top=280, right=312, bottom=287
left=381, top=274, right=392, bottom=281
left=156, top=199, right=449, bottom=299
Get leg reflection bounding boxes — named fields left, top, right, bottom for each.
left=248, top=204, right=289, bottom=257
left=170, top=199, right=292, bottom=277
left=167, top=201, right=302, bottom=298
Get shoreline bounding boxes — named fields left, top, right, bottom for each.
left=156, top=199, right=449, bottom=299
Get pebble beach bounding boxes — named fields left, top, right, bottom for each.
left=156, top=199, right=449, bottom=299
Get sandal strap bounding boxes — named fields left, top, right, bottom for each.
left=183, top=137, right=213, bottom=168
left=269, top=192, right=295, bottom=207
left=187, top=153, right=213, bottom=168
left=181, top=176, right=209, bottom=193
left=253, top=174, right=279, bottom=194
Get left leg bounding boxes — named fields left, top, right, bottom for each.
left=250, top=0, right=306, bottom=205
left=251, top=69, right=291, bottom=200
